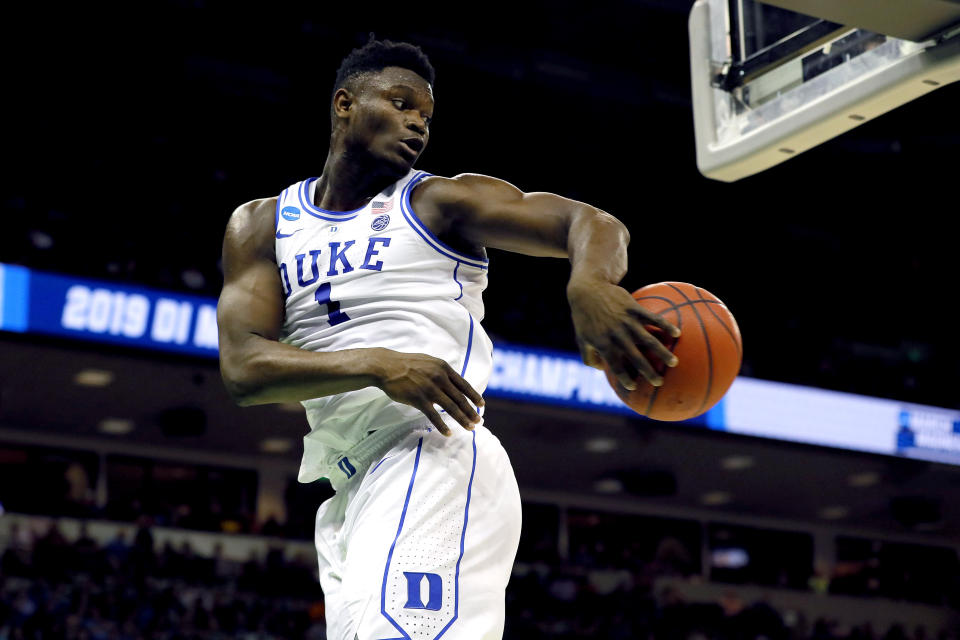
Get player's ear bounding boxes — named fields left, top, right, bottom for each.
left=333, top=88, right=354, bottom=121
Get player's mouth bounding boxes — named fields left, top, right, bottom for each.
left=399, top=137, right=424, bottom=155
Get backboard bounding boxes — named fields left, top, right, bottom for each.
left=690, top=0, right=960, bottom=182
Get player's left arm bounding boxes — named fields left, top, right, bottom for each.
left=412, top=173, right=680, bottom=389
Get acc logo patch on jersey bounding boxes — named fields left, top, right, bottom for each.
left=281, top=206, right=301, bottom=221
left=371, top=214, right=390, bottom=231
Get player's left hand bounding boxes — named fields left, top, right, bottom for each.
left=567, top=278, right=680, bottom=390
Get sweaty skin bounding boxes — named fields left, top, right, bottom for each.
left=217, top=65, right=679, bottom=436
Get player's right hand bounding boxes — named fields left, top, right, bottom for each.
left=568, top=279, right=679, bottom=390
left=371, top=349, right=484, bottom=436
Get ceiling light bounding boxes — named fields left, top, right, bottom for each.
left=181, top=269, right=205, bottom=290
left=593, top=478, right=624, bottom=494
left=720, top=455, right=754, bottom=470
left=700, top=491, right=732, bottom=506
left=847, top=471, right=880, bottom=488
left=98, top=418, right=134, bottom=435
left=29, top=231, right=53, bottom=250
left=819, top=505, right=849, bottom=520
left=260, top=438, right=293, bottom=454
left=584, top=437, right=618, bottom=453
left=74, top=369, right=114, bottom=387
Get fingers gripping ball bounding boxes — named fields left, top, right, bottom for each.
left=605, top=282, right=742, bottom=422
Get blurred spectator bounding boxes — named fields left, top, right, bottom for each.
left=260, top=515, right=284, bottom=538
left=210, top=542, right=233, bottom=584
left=71, top=522, right=98, bottom=576
left=885, top=623, right=911, bottom=640
left=1, top=523, right=33, bottom=577
left=103, top=529, right=129, bottom=575
left=130, top=517, right=156, bottom=586
left=31, top=520, right=69, bottom=581
left=651, top=535, right=696, bottom=577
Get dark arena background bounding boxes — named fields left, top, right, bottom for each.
left=2, top=2, right=959, bottom=639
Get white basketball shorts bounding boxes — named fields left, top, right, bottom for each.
left=314, top=422, right=522, bottom=640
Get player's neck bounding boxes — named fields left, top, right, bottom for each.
left=314, top=148, right=401, bottom=212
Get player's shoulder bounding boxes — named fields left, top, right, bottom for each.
left=230, top=196, right=278, bottom=225
left=227, top=196, right=278, bottom=235
left=224, top=196, right=279, bottom=258
left=414, top=173, right=522, bottom=207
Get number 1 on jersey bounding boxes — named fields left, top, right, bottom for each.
left=315, top=282, right=350, bottom=326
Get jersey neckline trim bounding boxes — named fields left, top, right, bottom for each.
left=400, top=172, right=490, bottom=269
left=297, top=178, right=365, bottom=221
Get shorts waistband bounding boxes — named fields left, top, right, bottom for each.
left=328, top=420, right=431, bottom=491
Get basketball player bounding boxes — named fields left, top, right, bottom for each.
left=217, top=38, right=679, bottom=640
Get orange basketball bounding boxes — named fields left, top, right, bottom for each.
left=604, top=282, right=742, bottom=422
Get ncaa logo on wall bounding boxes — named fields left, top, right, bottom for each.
left=281, top=206, right=301, bottom=221
left=371, top=214, right=390, bottom=231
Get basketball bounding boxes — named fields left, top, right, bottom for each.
left=604, top=281, right=742, bottom=422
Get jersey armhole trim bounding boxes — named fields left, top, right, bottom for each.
left=274, top=189, right=286, bottom=232
left=401, top=172, right=489, bottom=270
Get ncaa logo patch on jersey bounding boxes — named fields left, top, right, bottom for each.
left=371, top=214, right=390, bottom=231
left=281, top=206, right=301, bottom=221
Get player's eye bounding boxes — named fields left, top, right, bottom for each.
left=392, top=99, right=406, bottom=110
left=422, top=115, right=432, bottom=127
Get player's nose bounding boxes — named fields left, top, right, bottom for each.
left=406, top=123, right=426, bottom=138
left=406, top=117, right=427, bottom=136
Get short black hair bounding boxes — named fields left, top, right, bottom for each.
left=334, top=35, right=435, bottom=92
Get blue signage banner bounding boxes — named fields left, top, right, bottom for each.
left=1, top=263, right=218, bottom=358
left=3, top=262, right=960, bottom=465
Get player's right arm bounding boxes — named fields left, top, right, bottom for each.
left=216, top=198, right=482, bottom=435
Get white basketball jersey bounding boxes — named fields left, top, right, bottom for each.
left=274, top=169, right=493, bottom=483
